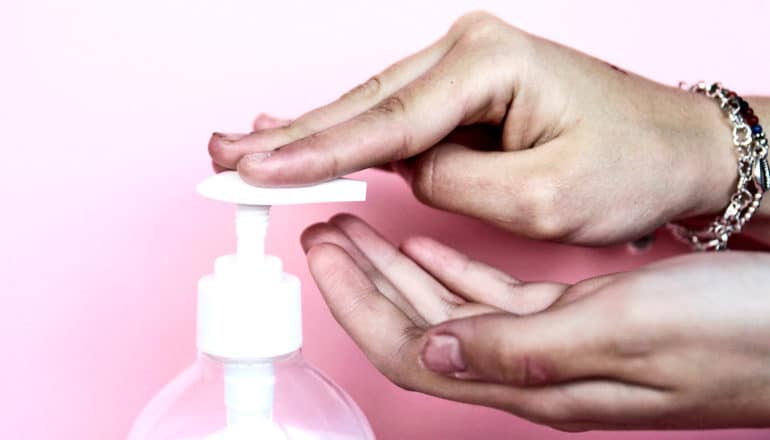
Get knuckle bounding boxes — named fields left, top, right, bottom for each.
left=283, top=119, right=311, bottom=139
left=453, top=13, right=532, bottom=66
left=529, top=213, right=572, bottom=242
left=451, top=10, right=496, bottom=34
left=456, top=13, right=506, bottom=46
left=332, top=287, right=372, bottom=323
left=376, top=326, right=423, bottom=392
left=493, top=343, right=553, bottom=387
left=363, top=94, right=414, bottom=161
left=516, top=177, right=573, bottom=240
left=318, top=148, right=341, bottom=180
left=374, top=94, right=408, bottom=116
left=469, top=319, right=540, bottom=386
left=602, top=286, right=656, bottom=340
left=592, top=294, right=663, bottom=363
left=494, top=352, right=526, bottom=386
left=297, top=132, right=341, bottom=180
left=344, top=75, right=384, bottom=101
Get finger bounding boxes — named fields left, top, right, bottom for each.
left=307, top=243, right=662, bottom=428
left=208, top=116, right=289, bottom=172
left=423, top=307, right=630, bottom=386
left=402, top=142, right=549, bottom=227
left=401, top=236, right=568, bottom=315
left=236, top=47, right=481, bottom=186
left=329, top=214, right=465, bottom=324
left=389, top=124, right=504, bottom=185
left=209, top=35, right=456, bottom=170
left=212, top=161, right=228, bottom=173
left=301, top=222, right=428, bottom=327
left=307, top=243, right=421, bottom=367
left=252, top=113, right=291, bottom=131
left=208, top=132, right=248, bottom=171
left=306, top=242, right=588, bottom=424
left=551, top=273, right=620, bottom=308
left=446, top=302, right=503, bottom=319
left=402, top=139, right=577, bottom=240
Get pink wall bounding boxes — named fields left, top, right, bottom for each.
left=1, top=0, right=769, bottom=438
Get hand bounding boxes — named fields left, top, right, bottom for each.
left=302, top=215, right=770, bottom=431
left=211, top=113, right=292, bottom=173
left=210, top=11, right=737, bottom=245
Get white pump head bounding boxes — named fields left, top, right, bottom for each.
left=195, top=171, right=366, bottom=359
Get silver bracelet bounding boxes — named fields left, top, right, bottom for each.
left=668, top=81, right=769, bottom=251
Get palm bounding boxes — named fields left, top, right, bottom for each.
left=302, top=215, right=770, bottom=430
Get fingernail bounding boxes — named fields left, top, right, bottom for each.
left=212, top=132, right=247, bottom=142
left=421, top=334, right=466, bottom=374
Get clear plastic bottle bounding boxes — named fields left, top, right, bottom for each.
left=129, top=352, right=374, bottom=439
left=128, top=172, right=375, bottom=440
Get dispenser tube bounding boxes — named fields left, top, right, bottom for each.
left=235, top=205, right=270, bottom=266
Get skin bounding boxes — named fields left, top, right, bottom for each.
left=208, top=11, right=770, bottom=430
left=300, top=216, right=770, bottom=431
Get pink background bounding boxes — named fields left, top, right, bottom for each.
left=1, top=0, right=769, bottom=438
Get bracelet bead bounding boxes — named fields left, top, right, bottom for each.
left=668, top=81, right=768, bottom=251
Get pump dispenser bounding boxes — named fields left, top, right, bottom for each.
left=129, top=171, right=375, bottom=440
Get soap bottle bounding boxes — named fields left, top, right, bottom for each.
left=129, top=171, right=376, bottom=440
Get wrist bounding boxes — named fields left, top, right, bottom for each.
left=669, top=87, right=736, bottom=220
left=685, top=94, right=770, bottom=221
left=669, top=87, right=770, bottom=249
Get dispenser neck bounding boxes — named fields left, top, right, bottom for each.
left=196, top=202, right=302, bottom=360
left=198, top=351, right=302, bottom=431
left=235, top=205, right=270, bottom=265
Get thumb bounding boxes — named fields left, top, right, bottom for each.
left=420, top=304, right=623, bottom=386
left=396, top=138, right=582, bottom=241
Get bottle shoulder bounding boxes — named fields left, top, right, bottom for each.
left=129, top=354, right=375, bottom=440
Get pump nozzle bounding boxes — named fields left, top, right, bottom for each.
left=197, top=170, right=366, bottom=291
left=195, top=171, right=367, bottom=433
left=195, top=171, right=367, bottom=360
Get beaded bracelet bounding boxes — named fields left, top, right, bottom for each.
left=668, top=81, right=769, bottom=251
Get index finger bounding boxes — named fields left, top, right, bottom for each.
left=237, top=49, right=476, bottom=186
left=305, top=241, right=577, bottom=419
left=208, top=33, right=458, bottom=171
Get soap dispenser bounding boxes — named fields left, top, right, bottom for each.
left=129, top=171, right=375, bottom=440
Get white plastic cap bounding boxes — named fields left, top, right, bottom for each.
left=195, top=171, right=366, bottom=359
